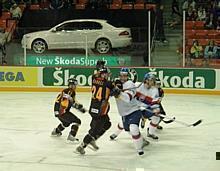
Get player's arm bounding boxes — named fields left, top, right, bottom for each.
left=119, top=81, right=136, bottom=103
left=54, top=94, right=62, bottom=117
left=72, top=100, right=86, bottom=113
left=135, top=91, right=154, bottom=105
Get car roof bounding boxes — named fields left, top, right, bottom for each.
left=61, top=19, right=107, bottom=24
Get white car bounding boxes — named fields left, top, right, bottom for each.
left=22, top=19, right=132, bottom=54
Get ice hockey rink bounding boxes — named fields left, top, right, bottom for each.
left=0, top=92, right=219, bottom=171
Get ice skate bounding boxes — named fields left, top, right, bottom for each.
left=142, top=138, right=150, bottom=148
left=110, top=133, right=117, bottom=140
left=88, top=140, right=99, bottom=151
left=67, top=133, right=79, bottom=143
left=147, top=128, right=159, bottom=140
left=51, top=128, right=62, bottom=136
left=75, top=145, right=85, bottom=155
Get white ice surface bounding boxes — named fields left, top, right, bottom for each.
left=0, top=92, right=220, bottom=171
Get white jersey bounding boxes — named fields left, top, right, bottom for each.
left=115, top=80, right=139, bottom=116
left=136, top=84, right=160, bottom=109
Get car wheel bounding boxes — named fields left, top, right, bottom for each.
left=95, top=39, right=111, bottom=54
left=32, top=39, right=47, bottom=54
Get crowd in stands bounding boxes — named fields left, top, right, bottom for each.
left=183, top=0, right=220, bottom=29
left=0, top=0, right=157, bottom=10
left=0, top=0, right=25, bottom=64
left=182, top=0, right=220, bottom=66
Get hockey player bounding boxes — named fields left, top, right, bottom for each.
left=155, top=77, right=166, bottom=130
left=136, top=73, right=161, bottom=140
left=110, top=68, right=149, bottom=156
left=76, top=66, right=115, bottom=155
left=51, top=78, right=86, bottom=142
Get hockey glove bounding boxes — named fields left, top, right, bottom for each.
left=79, top=107, right=86, bottom=113
left=114, top=79, right=123, bottom=90
left=73, top=103, right=86, bottom=113
left=54, top=111, right=59, bottom=117
left=111, top=88, right=121, bottom=98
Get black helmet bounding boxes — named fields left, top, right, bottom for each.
left=96, top=60, right=106, bottom=70
left=99, top=67, right=110, bottom=74
left=68, top=78, right=78, bottom=86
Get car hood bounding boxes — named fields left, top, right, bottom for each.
left=24, top=30, right=50, bottom=38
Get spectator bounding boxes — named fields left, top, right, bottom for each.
left=0, top=0, right=2, bottom=17
left=205, top=12, right=215, bottom=29
left=155, top=5, right=168, bottom=43
left=142, top=48, right=149, bottom=66
left=197, top=6, right=206, bottom=21
left=204, top=40, right=217, bottom=59
left=216, top=16, right=220, bottom=30
left=10, top=3, right=22, bottom=20
left=186, top=6, right=197, bottom=20
left=49, top=0, right=64, bottom=9
left=172, top=0, right=182, bottom=17
left=0, top=28, right=6, bottom=64
left=215, top=44, right=220, bottom=58
left=182, top=0, right=189, bottom=11
left=188, top=0, right=196, bottom=10
left=190, top=40, right=203, bottom=58
left=88, top=0, right=95, bottom=9
left=3, top=0, right=14, bottom=11
left=2, top=60, right=7, bottom=65
left=122, top=0, right=134, bottom=4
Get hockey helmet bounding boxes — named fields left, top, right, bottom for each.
left=99, top=66, right=110, bottom=74
left=68, top=78, right=78, bottom=86
left=144, top=73, right=156, bottom=81
left=96, top=60, right=106, bottom=70
left=119, top=67, right=129, bottom=75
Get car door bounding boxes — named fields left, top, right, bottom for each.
left=48, top=22, right=82, bottom=49
left=77, top=21, right=103, bottom=48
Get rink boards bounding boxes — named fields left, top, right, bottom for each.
left=0, top=66, right=220, bottom=95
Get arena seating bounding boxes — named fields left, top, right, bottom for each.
left=185, top=20, right=220, bottom=67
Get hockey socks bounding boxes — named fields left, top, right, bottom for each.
left=70, top=123, right=80, bottom=137
left=110, top=123, right=124, bottom=140
left=130, top=124, right=145, bottom=155
left=148, top=116, right=160, bottom=139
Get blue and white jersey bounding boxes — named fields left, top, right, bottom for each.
left=136, top=84, right=160, bottom=109
left=115, top=80, right=140, bottom=116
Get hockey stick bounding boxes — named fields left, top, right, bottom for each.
left=162, top=117, right=176, bottom=124
left=122, top=80, right=145, bottom=92
left=143, top=108, right=201, bottom=127
left=159, top=114, right=202, bottom=127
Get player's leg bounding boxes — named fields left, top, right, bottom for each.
left=110, top=121, right=124, bottom=140
left=157, top=103, right=166, bottom=130
left=95, top=115, right=112, bottom=140
left=61, top=112, right=81, bottom=142
left=51, top=113, right=70, bottom=136
left=76, top=117, right=104, bottom=154
left=147, top=115, right=160, bottom=140
left=128, top=110, right=150, bottom=155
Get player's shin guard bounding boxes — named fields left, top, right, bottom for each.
left=148, top=116, right=160, bottom=139
left=57, top=123, right=65, bottom=132
left=129, top=124, right=144, bottom=155
left=110, top=122, right=124, bottom=140
left=70, top=123, right=80, bottom=137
